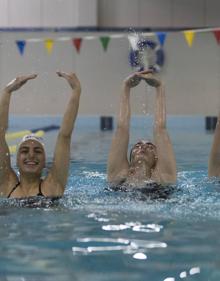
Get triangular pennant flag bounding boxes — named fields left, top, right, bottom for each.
left=213, top=30, right=220, bottom=45
left=156, top=32, right=167, bottom=46
left=100, top=36, right=110, bottom=51
left=44, top=39, right=54, bottom=54
left=16, top=40, right=26, bottom=55
left=183, top=31, right=195, bottom=47
left=72, top=38, right=82, bottom=53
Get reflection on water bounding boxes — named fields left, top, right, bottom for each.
left=163, top=267, right=201, bottom=280
left=72, top=236, right=167, bottom=255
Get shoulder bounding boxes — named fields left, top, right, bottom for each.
left=0, top=171, right=18, bottom=197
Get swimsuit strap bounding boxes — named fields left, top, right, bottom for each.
left=7, top=182, right=20, bottom=198
left=7, top=180, right=45, bottom=198
left=37, top=180, right=45, bottom=197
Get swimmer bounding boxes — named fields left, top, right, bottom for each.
left=208, top=111, right=220, bottom=177
left=107, top=70, right=176, bottom=188
left=0, top=71, right=81, bottom=199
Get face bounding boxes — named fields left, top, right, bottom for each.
left=130, top=141, right=157, bottom=168
left=16, top=140, right=46, bottom=176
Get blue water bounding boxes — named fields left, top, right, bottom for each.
left=1, top=116, right=220, bottom=281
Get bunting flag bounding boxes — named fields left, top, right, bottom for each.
left=16, top=40, right=26, bottom=55
left=11, top=26, right=220, bottom=59
left=183, top=31, right=195, bottom=47
left=72, top=38, right=82, bottom=53
left=100, top=36, right=110, bottom=51
left=213, top=30, right=220, bottom=45
left=44, top=39, right=54, bottom=54
left=156, top=32, right=167, bottom=46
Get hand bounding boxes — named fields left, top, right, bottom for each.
left=138, top=70, right=161, bottom=88
left=5, top=74, right=37, bottom=93
left=56, top=71, right=81, bottom=92
left=123, top=72, right=142, bottom=89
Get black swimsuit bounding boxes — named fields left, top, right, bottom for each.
left=7, top=181, right=61, bottom=208
left=108, top=180, right=175, bottom=199
left=7, top=180, right=44, bottom=198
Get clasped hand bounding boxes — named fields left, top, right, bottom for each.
left=124, top=70, right=161, bottom=89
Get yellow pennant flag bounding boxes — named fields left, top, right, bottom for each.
left=44, top=39, right=54, bottom=54
left=183, top=31, right=195, bottom=47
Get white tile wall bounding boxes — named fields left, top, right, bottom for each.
left=42, top=0, right=77, bottom=27
left=0, top=0, right=8, bottom=27
left=139, top=0, right=172, bottom=27
left=99, top=0, right=220, bottom=28
left=8, top=0, right=42, bottom=27
left=98, top=0, right=139, bottom=27
left=206, top=0, right=220, bottom=26
left=0, top=0, right=219, bottom=29
left=77, top=0, right=97, bottom=26
left=172, top=0, right=205, bottom=27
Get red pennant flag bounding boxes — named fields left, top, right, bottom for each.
left=72, top=38, right=82, bottom=53
left=213, top=30, right=220, bottom=45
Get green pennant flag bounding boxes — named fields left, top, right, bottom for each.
left=100, top=36, right=110, bottom=51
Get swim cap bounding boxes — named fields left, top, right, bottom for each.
left=18, top=133, right=45, bottom=151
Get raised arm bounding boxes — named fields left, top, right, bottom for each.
left=140, top=73, right=176, bottom=184
left=46, top=72, right=81, bottom=195
left=107, top=72, right=142, bottom=183
left=153, top=77, right=176, bottom=184
left=0, top=75, right=37, bottom=194
left=208, top=112, right=220, bottom=177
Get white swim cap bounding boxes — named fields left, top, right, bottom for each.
left=18, top=133, right=45, bottom=150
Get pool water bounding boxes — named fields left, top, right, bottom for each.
left=1, top=116, right=220, bottom=281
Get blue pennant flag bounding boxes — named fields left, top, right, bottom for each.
left=16, top=40, right=26, bottom=55
left=156, top=32, right=167, bottom=46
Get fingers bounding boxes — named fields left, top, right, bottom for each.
left=125, top=73, right=141, bottom=88
left=137, top=71, right=155, bottom=80
left=56, top=71, right=66, bottom=77
left=26, top=74, right=38, bottom=80
left=128, top=70, right=154, bottom=81
left=56, top=71, right=76, bottom=79
left=137, top=70, right=154, bottom=75
left=135, top=71, right=154, bottom=79
left=56, top=71, right=81, bottom=91
left=56, top=71, right=73, bottom=79
left=21, top=74, right=37, bottom=83
left=128, top=70, right=161, bottom=88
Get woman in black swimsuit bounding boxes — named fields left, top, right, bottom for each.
left=107, top=71, right=176, bottom=189
left=0, top=71, right=81, bottom=199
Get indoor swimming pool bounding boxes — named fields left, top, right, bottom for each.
left=0, top=115, right=220, bottom=281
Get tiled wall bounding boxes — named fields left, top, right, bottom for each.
left=98, top=0, right=220, bottom=28
left=0, top=0, right=97, bottom=27
left=0, top=0, right=220, bottom=29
